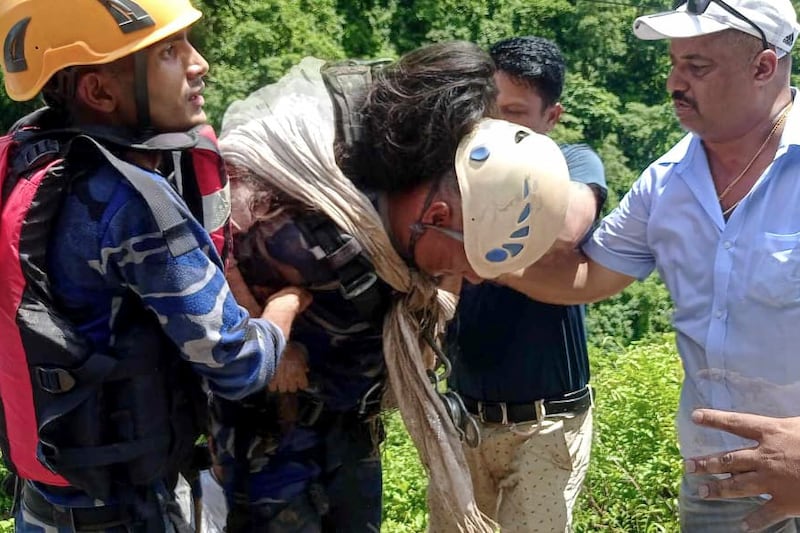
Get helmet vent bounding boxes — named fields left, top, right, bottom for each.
left=4, top=18, right=30, bottom=73
left=98, top=0, right=156, bottom=34
left=514, top=130, right=530, bottom=143
left=469, top=146, right=490, bottom=162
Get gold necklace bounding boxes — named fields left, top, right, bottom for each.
left=717, top=101, right=793, bottom=214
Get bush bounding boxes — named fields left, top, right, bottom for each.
left=381, top=413, right=429, bottom=532
left=587, top=275, right=673, bottom=347
left=573, top=334, right=682, bottom=532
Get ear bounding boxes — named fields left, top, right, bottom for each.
left=74, top=70, right=121, bottom=114
left=422, top=200, right=453, bottom=227
left=541, top=102, right=564, bottom=133
left=753, top=50, right=779, bottom=84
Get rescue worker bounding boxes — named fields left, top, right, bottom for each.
left=213, top=42, right=573, bottom=532
left=0, top=0, right=307, bottom=530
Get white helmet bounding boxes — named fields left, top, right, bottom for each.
left=455, top=118, right=570, bottom=278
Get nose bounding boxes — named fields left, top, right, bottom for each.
left=666, top=66, right=685, bottom=95
left=187, top=45, right=209, bottom=79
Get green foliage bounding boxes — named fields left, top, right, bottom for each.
left=192, top=0, right=347, bottom=127
left=0, top=460, right=8, bottom=520
left=381, top=413, right=429, bottom=532
left=336, top=0, right=400, bottom=58
left=619, top=101, right=685, bottom=176
left=574, top=334, right=682, bottom=532
left=587, top=275, right=673, bottom=347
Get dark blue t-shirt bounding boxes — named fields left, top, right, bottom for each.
left=448, top=143, right=606, bottom=403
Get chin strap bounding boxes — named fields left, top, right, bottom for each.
left=133, top=51, right=153, bottom=136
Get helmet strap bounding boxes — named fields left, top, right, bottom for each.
left=133, top=51, right=153, bottom=136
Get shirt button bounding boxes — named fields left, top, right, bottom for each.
left=715, top=310, right=724, bottom=318
left=723, top=241, right=733, bottom=250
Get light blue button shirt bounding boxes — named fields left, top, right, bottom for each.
left=584, top=90, right=800, bottom=458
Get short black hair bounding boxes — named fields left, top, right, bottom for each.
left=344, top=40, right=496, bottom=194
left=490, top=36, right=565, bottom=108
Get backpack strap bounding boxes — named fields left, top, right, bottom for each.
left=321, top=58, right=392, bottom=150
left=70, top=135, right=199, bottom=258
left=296, top=212, right=388, bottom=322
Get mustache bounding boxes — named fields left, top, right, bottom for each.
left=672, top=90, right=696, bottom=109
left=189, top=77, right=207, bottom=93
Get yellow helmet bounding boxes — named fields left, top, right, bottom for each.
left=0, top=0, right=202, bottom=101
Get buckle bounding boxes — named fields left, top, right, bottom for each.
left=327, top=236, right=362, bottom=270
left=22, top=138, right=60, bottom=168
left=36, top=368, right=76, bottom=394
left=339, top=271, right=377, bottom=300
left=477, top=401, right=509, bottom=425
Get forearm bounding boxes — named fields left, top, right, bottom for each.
left=499, top=248, right=590, bottom=304
left=499, top=247, right=633, bottom=305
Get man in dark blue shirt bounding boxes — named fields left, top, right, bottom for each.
left=429, top=36, right=607, bottom=532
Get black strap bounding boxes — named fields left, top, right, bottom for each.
left=70, top=135, right=199, bottom=257
left=35, top=352, right=158, bottom=441
left=321, top=58, right=392, bottom=149
left=133, top=51, right=152, bottom=135
left=461, top=386, right=594, bottom=425
left=22, top=484, right=133, bottom=531
left=40, top=433, right=170, bottom=470
left=297, top=213, right=386, bottom=321
left=22, top=482, right=164, bottom=533
left=35, top=352, right=159, bottom=394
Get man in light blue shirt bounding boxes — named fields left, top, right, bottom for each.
left=502, top=0, right=800, bottom=531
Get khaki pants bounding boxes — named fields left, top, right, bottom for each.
left=428, top=407, right=593, bottom=533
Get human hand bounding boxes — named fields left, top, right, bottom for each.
left=268, top=342, right=309, bottom=393
left=686, top=409, right=800, bottom=531
left=261, top=286, right=312, bottom=339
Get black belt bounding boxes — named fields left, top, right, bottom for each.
left=21, top=483, right=131, bottom=531
left=461, top=386, right=593, bottom=425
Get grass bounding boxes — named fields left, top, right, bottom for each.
left=0, top=334, right=683, bottom=532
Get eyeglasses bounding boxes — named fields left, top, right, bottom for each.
left=416, top=223, right=464, bottom=242
left=686, top=0, right=769, bottom=50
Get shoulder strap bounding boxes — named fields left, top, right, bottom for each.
left=69, top=136, right=199, bottom=258
left=296, top=212, right=388, bottom=321
left=321, top=58, right=392, bottom=149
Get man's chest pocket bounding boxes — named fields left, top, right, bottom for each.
left=746, top=231, right=800, bottom=307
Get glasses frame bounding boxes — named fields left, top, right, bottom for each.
left=686, top=0, right=769, bottom=50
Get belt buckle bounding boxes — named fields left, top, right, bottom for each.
left=478, top=401, right=508, bottom=425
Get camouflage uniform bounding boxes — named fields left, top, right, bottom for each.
left=212, top=206, right=389, bottom=532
